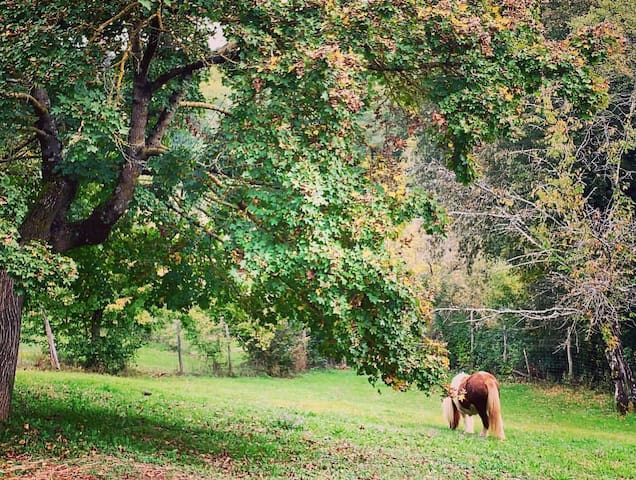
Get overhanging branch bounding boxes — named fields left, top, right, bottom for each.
left=434, top=306, right=581, bottom=322
left=179, top=101, right=232, bottom=116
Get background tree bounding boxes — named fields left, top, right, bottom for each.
left=508, top=0, right=636, bottom=413
left=412, top=0, right=635, bottom=412
left=23, top=210, right=169, bottom=374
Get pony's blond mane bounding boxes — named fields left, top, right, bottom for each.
left=449, top=372, right=469, bottom=397
left=443, top=373, right=469, bottom=430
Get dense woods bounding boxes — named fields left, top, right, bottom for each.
left=1, top=0, right=634, bottom=423
left=417, top=0, right=636, bottom=413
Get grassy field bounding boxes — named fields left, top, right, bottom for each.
left=1, top=366, right=635, bottom=480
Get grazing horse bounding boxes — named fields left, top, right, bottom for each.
left=442, top=371, right=505, bottom=440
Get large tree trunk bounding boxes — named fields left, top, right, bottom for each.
left=604, top=320, right=636, bottom=414
left=0, top=270, right=24, bottom=421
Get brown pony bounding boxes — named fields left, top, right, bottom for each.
left=442, top=371, right=505, bottom=440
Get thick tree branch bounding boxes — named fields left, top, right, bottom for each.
left=57, top=78, right=152, bottom=250
left=19, top=30, right=235, bottom=252
left=150, top=42, right=238, bottom=92
left=5, top=92, right=48, bottom=116
left=48, top=18, right=174, bottom=250
left=8, top=88, right=78, bottom=249
left=54, top=161, right=139, bottom=251
left=29, top=88, right=64, bottom=180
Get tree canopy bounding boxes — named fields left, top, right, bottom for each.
left=0, top=0, right=616, bottom=420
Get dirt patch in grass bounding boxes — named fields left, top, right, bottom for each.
left=0, top=454, right=205, bottom=480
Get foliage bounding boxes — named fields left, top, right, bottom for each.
left=0, top=223, right=77, bottom=300
left=0, top=0, right=618, bottom=399
left=180, top=308, right=225, bottom=367
left=405, top=234, right=527, bottom=374
left=235, top=316, right=307, bottom=377
left=53, top=310, right=153, bottom=375
left=19, top=193, right=184, bottom=373
left=21, top=225, right=165, bottom=373
left=0, top=151, right=77, bottom=299
left=541, top=0, right=596, bottom=39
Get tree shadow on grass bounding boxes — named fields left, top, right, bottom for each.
left=0, top=385, right=308, bottom=475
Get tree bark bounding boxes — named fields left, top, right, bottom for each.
left=603, top=320, right=636, bottom=414
left=565, top=325, right=574, bottom=380
left=43, top=309, right=61, bottom=370
left=0, top=270, right=24, bottom=421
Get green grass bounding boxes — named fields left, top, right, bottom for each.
left=131, top=344, right=249, bottom=377
left=17, top=341, right=247, bottom=377
left=131, top=345, right=209, bottom=375
left=1, top=369, right=635, bottom=479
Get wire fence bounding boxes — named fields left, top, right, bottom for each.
left=436, top=315, right=636, bottom=386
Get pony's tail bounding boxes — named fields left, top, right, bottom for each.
left=442, top=396, right=460, bottom=430
left=486, top=380, right=505, bottom=440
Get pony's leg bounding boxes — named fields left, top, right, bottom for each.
left=477, top=405, right=490, bottom=437
left=463, top=414, right=474, bottom=434
left=477, top=409, right=490, bottom=437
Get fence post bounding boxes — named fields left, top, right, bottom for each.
left=224, top=321, right=233, bottom=376
left=176, top=319, right=184, bottom=375
left=502, top=324, right=508, bottom=364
